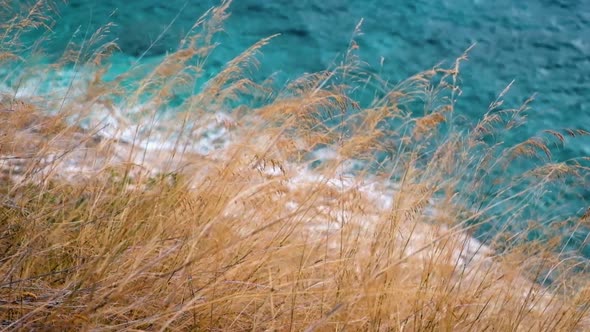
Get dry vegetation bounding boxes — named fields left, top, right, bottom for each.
left=1, top=0, right=590, bottom=330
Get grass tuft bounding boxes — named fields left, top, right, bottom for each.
left=1, top=1, right=590, bottom=330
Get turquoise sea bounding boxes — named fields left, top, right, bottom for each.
left=49, top=0, right=590, bottom=142
left=3, top=1, right=590, bottom=251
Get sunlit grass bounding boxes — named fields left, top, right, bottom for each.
left=1, top=0, right=589, bottom=330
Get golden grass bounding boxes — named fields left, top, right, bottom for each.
left=1, top=1, right=590, bottom=330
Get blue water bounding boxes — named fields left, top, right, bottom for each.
left=40, top=0, right=589, bottom=155
left=3, top=1, right=590, bottom=250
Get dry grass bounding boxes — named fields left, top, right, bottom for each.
left=1, top=1, right=590, bottom=330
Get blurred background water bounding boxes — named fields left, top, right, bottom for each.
left=40, top=0, right=589, bottom=154
left=6, top=0, right=590, bottom=242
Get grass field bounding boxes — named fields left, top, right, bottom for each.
left=1, top=1, right=590, bottom=330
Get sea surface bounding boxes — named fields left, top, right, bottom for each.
left=48, top=0, right=590, bottom=143
left=4, top=1, right=590, bottom=249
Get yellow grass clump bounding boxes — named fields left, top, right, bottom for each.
left=1, top=1, right=590, bottom=330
